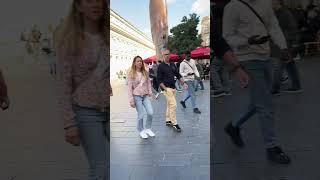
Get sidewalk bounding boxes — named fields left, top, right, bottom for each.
left=110, top=81, right=210, bottom=180
left=212, top=57, right=320, bottom=180
left=0, top=49, right=88, bottom=180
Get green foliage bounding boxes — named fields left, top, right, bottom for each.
left=168, top=13, right=202, bottom=55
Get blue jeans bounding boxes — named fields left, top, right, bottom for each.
left=73, top=105, right=108, bottom=180
left=211, top=58, right=232, bottom=92
left=195, top=79, right=204, bottom=91
left=175, top=79, right=183, bottom=91
left=182, top=80, right=198, bottom=109
left=232, top=60, right=278, bottom=148
left=272, top=58, right=301, bottom=91
left=133, top=95, right=153, bottom=132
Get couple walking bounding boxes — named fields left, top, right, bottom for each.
left=127, top=50, right=202, bottom=138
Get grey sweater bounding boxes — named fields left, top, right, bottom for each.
left=223, top=0, right=287, bottom=61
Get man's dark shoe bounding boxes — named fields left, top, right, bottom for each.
left=166, top=121, right=173, bottom=126
left=193, top=108, right=201, bottom=114
left=224, top=122, right=244, bottom=148
left=267, top=146, right=291, bottom=164
left=271, top=89, right=281, bottom=96
left=283, top=88, right=303, bottom=94
left=172, top=124, right=182, bottom=132
left=180, top=101, right=186, bottom=108
left=211, top=90, right=226, bottom=98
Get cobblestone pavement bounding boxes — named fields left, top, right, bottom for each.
left=110, top=81, right=210, bottom=180
left=212, top=57, right=320, bottom=180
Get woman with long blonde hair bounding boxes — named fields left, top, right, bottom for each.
left=128, top=56, right=155, bottom=139
left=55, top=0, right=110, bottom=179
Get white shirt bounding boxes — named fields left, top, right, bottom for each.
left=179, top=59, right=200, bottom=81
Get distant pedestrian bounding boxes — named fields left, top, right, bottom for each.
left=0, top=69, right=9, bottom=111
left=41, top=34, right=56, bottom=75
left=195, top=61, right=205, bottom=91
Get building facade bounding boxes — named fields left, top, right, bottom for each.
left=200, top=16, right=210, bottom=47
left=110, top=9, right=155, bottom=82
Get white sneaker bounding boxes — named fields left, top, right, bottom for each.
left=145, top=129, right=155, bottom=137
left=139, top=130, right=148, bottom=139
left=155, top=93, right=160, bottom=99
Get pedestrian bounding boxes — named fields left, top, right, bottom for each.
left=223, top=0, right=291, bottom=164
left=271, top=0, right=303, bottom=95
left=211, top=57, right=232, bottom=97
left=127, top=56, right=155, bottom=139
left=41, top=34, right=56, bottom=75
left=157, top=49, right=187, bottom=132
left=151, top=61, right=160, bottom=98
left=0, top=69, right=9, bottom=111
left=174, top=61, right=183, bottom=92
left=211, top=0, right=249, bottom=89
left=179, top=52, right=201, bottom=114
left=55, top=0, right=110, bottom=179
left=195, top=61, right=205, bottom=91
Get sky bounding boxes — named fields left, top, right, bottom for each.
left=110, top=0, right=210, bottom=39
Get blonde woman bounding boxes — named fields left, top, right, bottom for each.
left=128, top=56, right=155, bottom=139
left=55, top=0, right=110, bottom=179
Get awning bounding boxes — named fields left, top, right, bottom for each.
left=144, top=54, right=181, bottom=63
left=191, top=47, right=211, bottom=59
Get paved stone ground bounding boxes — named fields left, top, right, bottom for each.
left=212, top=57, right=320, bottom=180
left=110, top=81, right=210, bottom=180
left=0, top=44, right=88, bottom=180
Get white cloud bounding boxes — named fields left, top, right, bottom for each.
left=191, top=0, right=210, bottom=15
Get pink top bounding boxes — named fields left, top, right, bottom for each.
left=127, top=71, right=152, bottom=103
left=56, top=32, right=110, bottom=129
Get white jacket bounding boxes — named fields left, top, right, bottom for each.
left=179, top=59, right=200, bottom=81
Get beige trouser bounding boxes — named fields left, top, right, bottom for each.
left=163, top=88, right=177, bottom=125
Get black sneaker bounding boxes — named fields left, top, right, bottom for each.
left=180, top=101, right=186, bottom=108
left=224, top=122, right=244, bottom=148
left=271, top=89, right=281, bottom=96
left=267, top=146, right=291, bottom=164
left=211, top=90, right=226, bottom=98
left=172, top=124, right=182, bottom=132
left=193, top=108, right=201, bottom=114
left=166, top=121, right=173, bottom=126
left=283, top=88, right=303, bottom=94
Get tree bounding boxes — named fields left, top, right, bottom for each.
left=168, top=13, right=202, bottom=55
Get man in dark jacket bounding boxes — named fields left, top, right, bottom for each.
left=271, top=0, right=303, bottom=95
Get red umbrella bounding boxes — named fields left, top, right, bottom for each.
left=144, top=54, right=182, bottom=63
left=169, top=54, right=181, bottom=62
left=144, top=55, right=157, bottom=63
left=191, top=47, right=211, bottom=59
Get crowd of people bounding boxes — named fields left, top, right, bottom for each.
left=126, top=50, right=209, bottom=138
left=291, top=3, right=320, bottom=44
